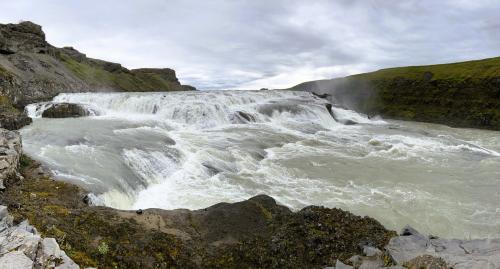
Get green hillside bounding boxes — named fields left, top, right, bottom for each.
left=288, top=57, right=500, bottom=130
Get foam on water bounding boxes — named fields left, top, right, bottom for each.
left=21, top=90, right=500, bottom=238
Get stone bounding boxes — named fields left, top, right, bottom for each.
left=358, top=256, right=384, bottom=269
left=400, top=225, right=424, bottom=238
left=0, top=251, right=33, bottom=269
left=348, top=255, right=363, bottom=268
left=335, top=259, right=353, bottom=269
left=403, top=254, right=448, bottom=269
left=0, top=223, right=41, bottom=256
left=363, top=246, right=382, bottom=257
left=36, top=237, right=78, bottom=269
left=41, top=103, right=93, bottom=118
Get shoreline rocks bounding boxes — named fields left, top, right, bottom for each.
left=0, top=205, right=79, bottom=269
left=387, top=225, right=500, bottom=269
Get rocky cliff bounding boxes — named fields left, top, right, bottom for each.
left=0, top=21, right=195, bottom=113
left=286, top=57, right=500, bottom=130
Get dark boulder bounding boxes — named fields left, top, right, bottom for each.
left=41, top=103, right=94, bottom=118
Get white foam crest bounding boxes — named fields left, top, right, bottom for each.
left=25, top=102, right=52, bottom=118
left=122, top=148, right=180, bottom=187
left=331, top=107, right=386, bottom=125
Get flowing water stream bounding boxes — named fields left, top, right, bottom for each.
left=21, top=90, right=500, bottom=239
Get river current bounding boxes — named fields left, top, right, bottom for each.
left=21, top=90, right=500, bottom=239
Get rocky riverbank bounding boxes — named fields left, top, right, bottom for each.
left=286, top=57, right=500, bottom=130
left=0, top=129, right=498, bottom=268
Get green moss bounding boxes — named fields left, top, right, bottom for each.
left=332, top=57, right=500, bottom=130
left=0, top=95, right=18, bottom=112
left=0, top=65, right=7, bottom=76
left=19, top=154, right=33, bottom=168
left=251, top=201, right=273, bottom=220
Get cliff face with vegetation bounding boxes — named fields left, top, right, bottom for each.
left=287, top=57, right=500, bottom=130
left=0, top=21, right=195, bottom=110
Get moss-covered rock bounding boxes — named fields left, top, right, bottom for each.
left=41, top=103, right=93, bottom=118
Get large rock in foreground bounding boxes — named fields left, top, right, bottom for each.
left=0, top=206, right=78, bottom=269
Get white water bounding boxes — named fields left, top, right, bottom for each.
left=22, top=90, right=500, bottom=239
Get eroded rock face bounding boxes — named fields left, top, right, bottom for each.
left=41, top=103, right=94, bottom=118
left=0, top=21, right=47, bottom=55
left=0, top=206, right=79, bottom=269
left=0, top=129, right=21, bottom=190
left=0, top=110, right=31, bottom=130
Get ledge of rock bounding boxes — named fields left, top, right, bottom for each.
left=41, top=103, right=95, bottom=118
left=0, top=205, right=78, bottom=269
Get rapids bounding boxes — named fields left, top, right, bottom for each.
left=22, top=90, right=500, bottom=239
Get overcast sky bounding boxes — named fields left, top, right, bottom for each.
left=1, top=0, right=499, bottom=90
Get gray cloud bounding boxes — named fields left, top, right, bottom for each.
left=1, top=0, right=499, bottom=89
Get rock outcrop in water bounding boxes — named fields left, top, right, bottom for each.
left=286, top=57, right=500, bottom=130
left=0, top=21, right=195, bottom=128
left=41, top=103, right=95, bottom=118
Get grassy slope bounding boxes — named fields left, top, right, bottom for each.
left=292, top=57, right=500, bottom=130
left=59, top=53, right=185, bottom=92
left=354, top=57, right=500, bottom=80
